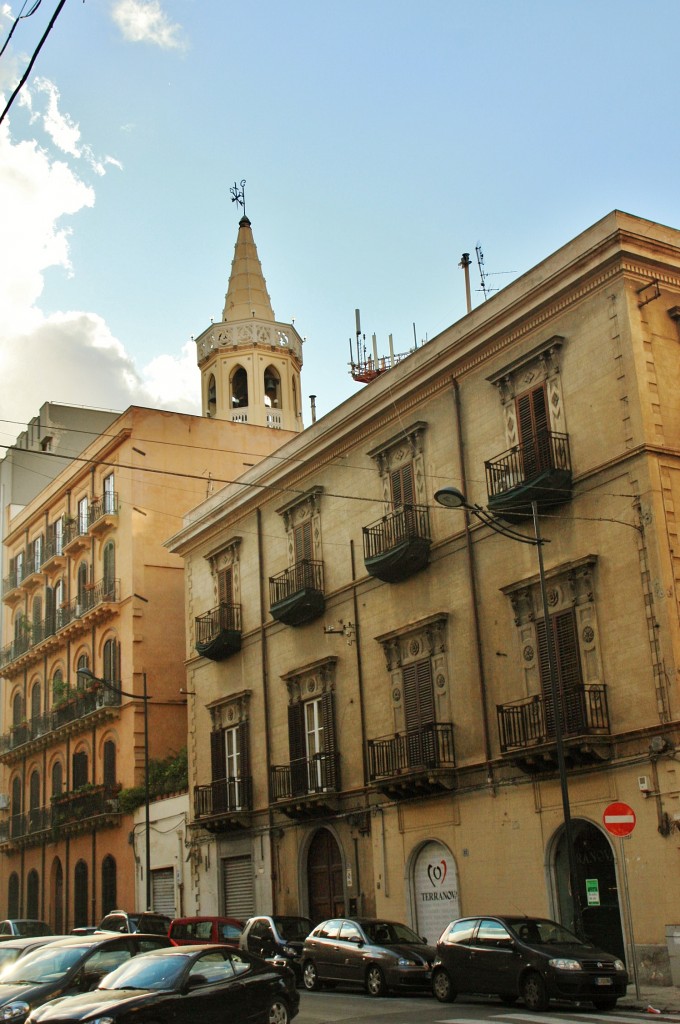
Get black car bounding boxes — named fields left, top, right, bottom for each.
left=302, top=917, right=435, bottom=996
left=27, top=943, right=299, bottom=1024
left=96, top=911, right=172, bottom=936
left=240, top=917, right=311, bottom=983
left=0, top=932, right=171, bottom=1023
left=432, top=915, right=628, bottom=1011
left=0, top=937, right=71, bottom=978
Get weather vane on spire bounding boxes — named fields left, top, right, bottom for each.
left=230, top=179, right=247, bottom=218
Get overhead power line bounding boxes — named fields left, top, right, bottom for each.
left=0, top=0, right=67, bottom=128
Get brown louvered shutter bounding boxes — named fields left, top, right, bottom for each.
left=288, top=702, right=307, bottom=796
left=210, top=729, right=225, bottom=782
left=537, top=610, right=584, bottom=736
left=403, top=660, right=436, bottom=766
left=390, top=463, right=415, bottom=507
left=517, top=385, right=551, bottom=478
left=320, top=689, right=339, bottom=791
left=238, top=721, right=250, bottom=807
left=294, top=521, right=313, bottom=562
left=218, top=568, right=233, bottom=606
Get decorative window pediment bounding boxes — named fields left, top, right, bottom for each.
left=281, top=656, right=337, bottom=704
left=375, top=613, right=448, bottom=671
left=206, top=689, right=251, bottom=731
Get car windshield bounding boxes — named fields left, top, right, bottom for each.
left=508, top=919, right=588, bottom=946
left=1, top=945, right=86, bottom=983
left=362, top=921, right=424, bottom=945
left=272, top=917, right=311, bottom=941
left=0, top=948, right=22, bottom=974
left=14, top=923, right=50, bottom=938
left=100, top=954, right=187, bottom=992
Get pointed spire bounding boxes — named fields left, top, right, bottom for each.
left=222, top=216, right=275, bottom=323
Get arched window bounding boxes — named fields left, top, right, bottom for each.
left=263, top=366, right=281, bottom=408
left=76, top=653, right=89, bottom=691
left=10, top=777, right=21, bottom=839
left=207, top=374, right=216, bottom=417
left=103, top=639, right=119, bottom=686
left=51, top=760, right=63, bottom=798
left=7, top=873, right=19, bottom=918
left=72, top=750, right=88, bottom=790
left=77, top=562, right=88, bottom=608
left=31, top=596, right=42, bottom=644
left=74, top=861, right=88, bottom=929
left=231, top=366, right=248, bottom=409
left=29, top=770, right=40, bottom=828
left=30, top=682, right=41, bottom=722
left=12, top=691, right=23, bottom=727
left=103, top=741, right=116, bottom=788
left=26, top=870, right=39, bottom=919
left=103, top=543, right=115, bottom=599
left=45, top=586, right=56, bottom=636
left=101, top=856, right=117, bottom=916
left=52, top=669, right=66, bottom=706
left=51, top=858, right=64, bottom=935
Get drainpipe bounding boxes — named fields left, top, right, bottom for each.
left=349, top=540, right=368, bottom=785
left=452, top=378, right=494, bottom=780
left=257, top=509, right=276, bottom=912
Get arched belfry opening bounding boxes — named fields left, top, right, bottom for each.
left=194, top=212, right=304, bottom=432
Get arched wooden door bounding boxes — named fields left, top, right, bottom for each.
left=307, top=828, right=344, bottom=924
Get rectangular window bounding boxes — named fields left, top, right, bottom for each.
left=402, top=659, right=436, bottom=766
left=390, top=463, right=415, bottom=508
left=294, top=520, right=313, bottom=562
left=218, top=567, right=233, bottom=606
left=103, top=473, right=115, bottom=513
left=305, top=698, right=325, bottom=791
left=516, top=384, right=552, bottom=478
left=78, top=496, right=89, bottom=533
left=536, top=609, right=584, bottom=735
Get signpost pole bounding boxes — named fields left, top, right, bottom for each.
left=618, top=837, right=641, bottom=1001
left=602, top=802, right=640, bottom=1002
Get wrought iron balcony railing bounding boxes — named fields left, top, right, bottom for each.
left=270, top=752, right=341, bottom=801
left=89, top=492, right=119, bottom=528
left=497, top=684, right=610, bottom=753
left=363, top=504, right=431, bottom=582
left=193, top=776, right=252, bottom=819
left=269, top=559, right=325, bottom=626
left=485, top=430, right=572, bottom=514
left=194, top=603, right=242, bottom=660
left=367, top=722, right=455, bottom=781
left=0, top=785, right=121, bottom=845
left=0, top=684, right=121, bottom=755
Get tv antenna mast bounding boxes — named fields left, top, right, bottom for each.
left=475, top=243, right=515, bottom=301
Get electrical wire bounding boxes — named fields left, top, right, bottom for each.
left=0, top=0, right=43, bottom=60
left=0, top=0, right=67, bottom=128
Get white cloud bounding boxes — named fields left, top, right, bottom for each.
left=110, top=0, right=186, bottom=50
left=0, top=77, right=200, bottom=432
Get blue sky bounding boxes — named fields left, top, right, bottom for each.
left=1, top=0, right=679, bottom=448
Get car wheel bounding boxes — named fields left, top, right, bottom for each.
left=592, top=996, right=618, bottom=1012
left=267, top=998, right=290, bottom=1024
left=365, top=964, right=387, bottom=997
left=432, top=968, right=457, bottom=1003
left=500, top=993, right=518, bottom=1006
left=302, top=960, right=321, bottom=991
left=522, top=971, right=548, bottom=1011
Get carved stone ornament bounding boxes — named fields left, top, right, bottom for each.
left=523, top=644, right=534, bottom=662
left=282, top=657, right=338, bottom=704
left=208, top=689, right=251, bottom=730
left=582, top=625, right=594, bottom=644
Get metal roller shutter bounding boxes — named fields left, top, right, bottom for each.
left=151, top=868, right=175, bottom=916
left=221, top=855, right=254, bottom=919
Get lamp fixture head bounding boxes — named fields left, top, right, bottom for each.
left=434, top=486, right=469, bottom=509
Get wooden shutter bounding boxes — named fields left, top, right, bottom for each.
left=294, top=520, right=313, bottom=562
left=103, top=740, right=116, bottom=787
left=210, top=729, right=226, bottom=782
left=288, top=702, right=307, bottom=796
left=320, top=689, right=339, bottom=790
left=238, top=721, right=250, bottom=805
left=402, top=660, right=436, bottom=766
left=537, top=609, right=584, bottom=735
left=72, top=750, right=88, bottom=789
left=218, top=567, right=233, bottom=606
left=516, top=385, right=551, bottom=478
left=391, top=463, right=415, bottom=507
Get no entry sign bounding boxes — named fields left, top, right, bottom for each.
left=603, top=801, right=636, bottom=837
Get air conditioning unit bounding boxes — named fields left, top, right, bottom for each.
left=0, top=794, right=10, bottom=811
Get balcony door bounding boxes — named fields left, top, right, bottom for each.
left=536, top=610, right=584, bottom=735
left=403, top=659, right=436, bottom=767
left=516, top=384, right=551, bottom=479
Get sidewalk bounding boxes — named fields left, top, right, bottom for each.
left=620, top=985, right=680, bottom=1015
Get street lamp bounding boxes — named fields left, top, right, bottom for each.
left=77, top=668, right=152, bottom=912
left=434, top=486, right=584, bottom=938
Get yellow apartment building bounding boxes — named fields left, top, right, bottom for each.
left=169, top=210, right=680, bottom=984
left=0, top=211, right=305, bottom=929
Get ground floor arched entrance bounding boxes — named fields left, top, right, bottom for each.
left=307, top=828, right=344, bottom=924
left=411, top=841, right=460, bottom=944
left=554, top=818, right=625, bottom=961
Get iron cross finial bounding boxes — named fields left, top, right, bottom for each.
left=230, top=179, right=246, bottom=218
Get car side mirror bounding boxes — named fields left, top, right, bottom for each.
left=348, top=936, right=363, bottom=946
left=184, top=974, right=207, bottom=992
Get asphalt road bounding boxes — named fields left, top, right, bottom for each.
left=295, top=990, right=679, bottom=1024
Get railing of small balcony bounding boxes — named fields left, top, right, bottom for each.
left=63, top=518, right=89, bottom=547
left=367, top=722, right=455, bottom=781
left=485, top=431, right=571, bottom=499
left=195, top=603, right=241, bottom=646
left=497, top=684, right=610, bottom=752
left=89, top=492, right=119, bottom=526
left=269, top=559, right=324, bottom=607
left=0, top=684, right=121, bottom=755
left=362, top=504, right=431, bottom=561
left=270, top=751, right=341, bottom=801
left=51, top=784, right=121, bottom=828
left=1, top=565, right=23, bottom=597
left=0, top=579, right=120, bottom=672
left=193, top=776, right=252, bottom=819
left=42, top=535, right=64, bottom=564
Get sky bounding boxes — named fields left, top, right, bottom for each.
left=1, top=0, right=679, bottom=453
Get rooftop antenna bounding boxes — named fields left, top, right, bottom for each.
left=230, top=179, right=247, bottom=219
left=475, top=243, right=515, bottom=301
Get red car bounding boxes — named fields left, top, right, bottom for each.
left=168, top=916, right=244, bottom=947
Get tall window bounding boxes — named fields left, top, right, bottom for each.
left=77, top=561, right=88, bottom=608
left=305, top=698, right=325, bottom=791
left=31, top=596, right=42, bottom=644
left=263, top=367, right=281, bottom=408
left=30, top=682, right=41, bottom=722
left=207, top=374, right=217, bottom=417
left=51, top=760, right=63, bottom=798
left=72, top=750, right=88, bottom=790
left=516, top=384, right=552, bottom=478
left=10, top=777, right=21, bottom=839
left=103, top=639, right=119, bottom=684
left=218, top=567, right=233, bottom=607
left=55, top=517, right=63, bottom=556
left=103, top=473, right=115, bottom=514
left=536, top=609, right=584, bottom=735
left=26, top=871, right=39, bottom=920
left=52, top=669, right=65, bottom=706
left=103, top=543, right=115, bottom=599
left=287, top=689, right=337, bottom=796
left=103, top=741, right=116, bottom=787
left=294, top=520, right=313, bottom=562
left=76, top=653, right=89, bottom=691
left=210, top=721, right=249, bottom=812
left=101, top=856, right=117, bottom=916
left=28, top=771, right=40, bottom=830
left=77, top=496, right=89, bottom=534
left=12, top=691, right=23, bottom=727
left=74, top=861, right=88, bottom=929
left=231, top=366, right=248, bottom=408
left=7, top=873, right=19, bottom=919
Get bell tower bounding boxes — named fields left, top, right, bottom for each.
left=195, top=207, right=304, bottom=432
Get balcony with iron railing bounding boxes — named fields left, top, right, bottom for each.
left=88, top=492, right=119, bottom=533
left=193, top=776, right=252, bottom=831
left=269, top=559, right=325, bottom=627
left=485, top=430, right=572, bottom=518
left=40, top=534, right=66, bottom=573
left=63, top=517, right=90, bottom=554
left=0, top=784, right=122, bottom=848
left=1, top=565, right=24, bottom=605
left=270, top=752, right=341, bottom=818
left=362, top=504, right=431, bottom=583
left=0, top=578, right=120, bottom=674
left=194, top=603, right=242, bottom=660
left=366, top=722, right=456, bottom=797
left=496, top=683, right=611, bottom=772
left=0, top=684, right=121, bottom=762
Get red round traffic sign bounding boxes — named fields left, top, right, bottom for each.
left=603, top=801, right=636, bottom=837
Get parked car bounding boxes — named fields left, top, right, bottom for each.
left=0, top=931, right=171, bottom=1024
left=95, top=910, right=172, bottom=935
left=432, top=915, right=628, bottom=1011
left=301, top=917, right=435, bottom=996
left=0, top=922, right=52, bottom=939
left=240, top=916, right=311, bottom=982
left=0, top=937, right=70, bottom=977
left=169, top=916, right=244, bottom=947
left=26, top=943, right=299, bottom=1024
